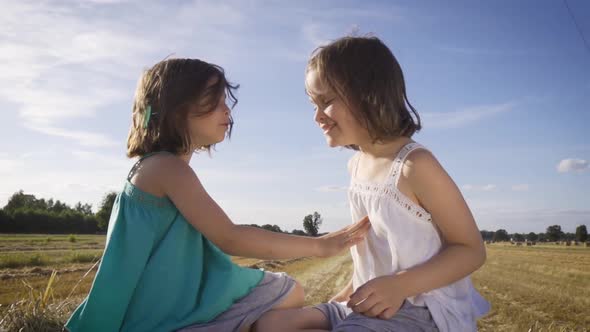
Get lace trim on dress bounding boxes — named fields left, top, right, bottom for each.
left=349, top=179, right=433, bottom=223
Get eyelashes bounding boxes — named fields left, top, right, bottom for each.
left=311, top=98, right=335, bottom=111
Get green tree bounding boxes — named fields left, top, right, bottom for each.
left=1, top=190, right=99, bottom=234
left=575, top=225, right=588, bottom=242
left=0, top=209, right=13, bottom=232
left=492, top=229, right=509, bottom=242
left=513, top=233, right=525, bottom=242
left=546, top=225, right=563, bottom=242
left=4, top=190, right=37, bottom=212
left=261, top=224, right=283, bottom=233
left=291, top=229, right=307, bottom=236
left=480, top=230, right=494, bottom=241
left=49, top=200, right=68, bottom=214
left=538, top=233, right=547, bottom=242
left=96, top=192, right=117, bottom=231
left=75, top=202, right=93, bottom=216
left=526, top=232, right=538, bottom=242
left=303, top=211, right=322, bottom=236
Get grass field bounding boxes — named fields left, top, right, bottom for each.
left=0, top=234, right=588, bottom=331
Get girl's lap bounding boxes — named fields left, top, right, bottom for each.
left=253, top=306, right=329, bottom=331
left=178, top=271, right=302, bottom=332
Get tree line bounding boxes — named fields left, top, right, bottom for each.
left=2, top=190, right=586, bottom=242
left=0, top=190, right=325, bottom=236
left=0, top=190, right=117, bottom=234
left=480, top=224, right=588, bottom=243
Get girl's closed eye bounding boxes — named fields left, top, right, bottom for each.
left=314, top=97, right=334, bottom=111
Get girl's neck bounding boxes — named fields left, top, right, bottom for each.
left=358, top=136, right=413, bottom=159
left=178, top=152, right=193, bottom=164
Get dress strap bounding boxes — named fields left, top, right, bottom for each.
left=387, top=142, right=427, bottom=186
left=351, top=152, right=362, bottom=178
left=126, top=151, right=171, bottom=181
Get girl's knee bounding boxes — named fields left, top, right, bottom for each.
left=254, top=307, right=329, bottom=332
left=290, top=281, right=305, bottom=306
left=276, top=280, right=305, bottom=309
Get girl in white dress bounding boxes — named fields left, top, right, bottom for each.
left=253, top=36, right=490, bottom=332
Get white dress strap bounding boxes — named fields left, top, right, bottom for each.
left=350, top=152, right=362, bottom=178
left=389, top=142, right=427, bottom=186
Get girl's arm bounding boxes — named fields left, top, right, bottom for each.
left=348, top=149, right=486, bottom=318
left=393, top=149, right=486, bottom=293
left=158, top=155, right=370, bottom=260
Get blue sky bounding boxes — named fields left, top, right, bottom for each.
left=0, top=0, right=588, bottom=234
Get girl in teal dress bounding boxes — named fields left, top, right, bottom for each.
left=65, top=58, right=370, bottom=332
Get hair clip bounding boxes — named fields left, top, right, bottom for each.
left=143, top=105, right=152, bottom=129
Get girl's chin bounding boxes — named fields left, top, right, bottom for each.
left=213, top=134, right=227, bottom=144
left=325, top=137, right=343, bottom=148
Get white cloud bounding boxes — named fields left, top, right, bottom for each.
left=0, top=0, right=251, bottom=147
left=422, top=102, right=517, bottom=129
left=303, top=23, right=332, bottom=47
left=0, top=1, right=151, bottom=145
left=280, top=3, right=403, bottom=62
left=26, top=125, right=118, bottom=147
left=1, top=0, right=403, bottom=145
left=557, top=159, right=589, bottom=173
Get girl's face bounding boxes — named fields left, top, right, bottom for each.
left=305, top=69, right=370, bottom=148
left=187, top=91, right=231, bottom=149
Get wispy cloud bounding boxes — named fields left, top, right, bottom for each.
left=0, top=0, right=250, bottom=147
left=557, top=158, right=589, bottom=173
left=422, top=101, right=517, bottom=129
left=1, top=1, right=149, bottom=145
left=462, top=184, right=497, bottom=192
left=279, top=3, right=404, bottom=62
left=26, top=125, right=118, bottom=148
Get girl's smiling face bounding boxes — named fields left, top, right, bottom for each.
left=305, top=69, right=370, bottom=148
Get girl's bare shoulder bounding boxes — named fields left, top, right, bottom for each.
left=130, top=153, right=195, bottom=197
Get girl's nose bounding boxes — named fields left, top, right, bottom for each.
left=314, top=108, right=325, bottom=124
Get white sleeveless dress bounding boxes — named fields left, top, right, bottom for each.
left=348, top=142, right=490, bottom=332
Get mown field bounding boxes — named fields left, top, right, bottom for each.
left=0, top=234, right=588, bottom=331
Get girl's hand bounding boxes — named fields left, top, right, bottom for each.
left=316, top=216, right=370, bottom=257
left=330, top=291, right=352, bottom=303
left=346, top=276, right=406, bottom=320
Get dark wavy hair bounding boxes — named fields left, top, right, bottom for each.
left=127, top=58, right=238, bottom=157
left=306, top=36, right=421, bottom=150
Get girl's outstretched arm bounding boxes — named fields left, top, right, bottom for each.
left=347, top=149, right=486, bottom=319
left=157, top=155, right=370, bottom=260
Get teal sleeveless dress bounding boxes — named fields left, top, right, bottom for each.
left=65, top=153, right=264, bottom=331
